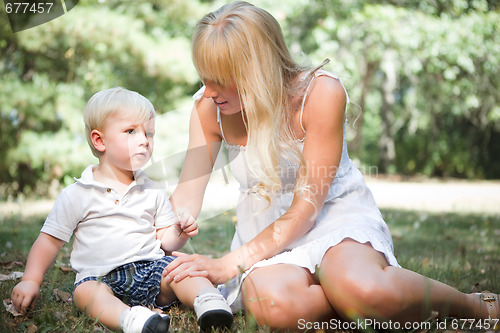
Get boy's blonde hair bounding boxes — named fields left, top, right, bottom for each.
left=193, top=1, right=316, bottom=197
left=83, top=87, right=155, bottom=157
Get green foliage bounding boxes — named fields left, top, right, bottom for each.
left=285, top=0, right=500, bottom=178
left=1, top=0, right=500, bottom=199
left=0, top=1, right=202, bottom=198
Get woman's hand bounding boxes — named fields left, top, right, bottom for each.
left=163, top=251, right=237, bottom=285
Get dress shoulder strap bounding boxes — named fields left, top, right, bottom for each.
left=216, top=107, right=228, bottom=143
left=298, top=69, right=351, bottom=133
left=298, top=76, right=315, bottom=133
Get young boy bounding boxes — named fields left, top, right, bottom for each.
left=10, top=87, right=233, bottom=333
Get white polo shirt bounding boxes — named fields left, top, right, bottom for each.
left=41, top=165, right=175, bottom=284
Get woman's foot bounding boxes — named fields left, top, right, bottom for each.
left=475, top=291, right=499, bottom=329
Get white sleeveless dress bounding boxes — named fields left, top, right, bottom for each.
left=194, top=70, right=399, bottom=312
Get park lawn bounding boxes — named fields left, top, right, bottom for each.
left=0, top=208, right=499, bottom=332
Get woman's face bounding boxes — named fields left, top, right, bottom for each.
left=203, top=80, right=242, bottom=115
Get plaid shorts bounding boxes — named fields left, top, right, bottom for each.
left=74, top=256, right=176, bottom=309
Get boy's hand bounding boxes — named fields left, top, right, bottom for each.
left=11, top=280, right=40, bottom=315
left=175, top=210, right=198, bottom=237
left=9, top=233, right=64, bottom=315
left=158, top=211, right=199, bottom=252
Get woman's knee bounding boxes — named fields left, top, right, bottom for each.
left=334, top=271, right=402, bottom=317
left=243, top=271, right=293, bottom=325
left=319, top=243, right=403, bottom=319
left=242, top=265, right=332, bottom=328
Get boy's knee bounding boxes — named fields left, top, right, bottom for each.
left=73, top=280, right=111, bottom=310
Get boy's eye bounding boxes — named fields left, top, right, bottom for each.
left=146, top=132, right=155, bottom=137
left=127, top=129, right=135, bottom=134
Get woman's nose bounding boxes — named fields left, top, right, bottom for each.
left=203, top=83, right=218, bottom=98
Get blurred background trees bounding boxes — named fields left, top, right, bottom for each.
left=1, top=0, right=499, bottom=199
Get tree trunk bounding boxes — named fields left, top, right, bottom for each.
left=378, top=51, right=397, bottom=174
left=350, top=60, right=378, bottom=158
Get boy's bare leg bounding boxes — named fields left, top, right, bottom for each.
left=156, top=275, right=214, bottom=308
left=157, top=275, right=233, bottom=331
left=73, top=280, right=128, bottom=330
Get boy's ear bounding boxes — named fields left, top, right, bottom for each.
left=90, top=129, right=106, bottom=153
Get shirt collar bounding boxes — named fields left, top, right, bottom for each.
left=75, top=165, right=148, bottom=188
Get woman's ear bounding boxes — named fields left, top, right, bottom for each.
left=90, top=129, right=106, bottom=153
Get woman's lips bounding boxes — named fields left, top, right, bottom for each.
left=214, top=99, right=227, bottom=107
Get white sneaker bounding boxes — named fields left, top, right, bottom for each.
left=194, top=292, right=233, bottom=331
left=121, top=306, right=170, bottom=333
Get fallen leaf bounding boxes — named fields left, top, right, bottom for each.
left=0, top=271, right=24, bottom=281
left=27, top=323, right=37, bottom=333
left=0, top=261, right=24, bottom=270
left=93, top=325, right=107, bottom=332
left=53, top=289, right=72, bottom=303
left=59, top=266, right=73, bottom=273
left=55, top=311, right=65, bottom=321
left=3, top=298, right=22, bottom=317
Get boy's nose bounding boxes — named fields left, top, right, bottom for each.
left=142, top=134, right=150, bottom=146
left=138, top=129, right=150, bottom=145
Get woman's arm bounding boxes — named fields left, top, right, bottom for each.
left=165, top=76, right=347, bottom=284
left=170, top=98, right=222, bottom=218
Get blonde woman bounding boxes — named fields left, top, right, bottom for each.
left=165, top=1, right=499, bottom=329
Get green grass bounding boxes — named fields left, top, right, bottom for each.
left=1, top=208, right=499, bottom=332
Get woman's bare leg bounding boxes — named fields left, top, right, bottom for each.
left=73, top=281, right=129, bottom=330
left=241, top=264, right=339, bottom=329
left=319, top=240, right=495, bottom=322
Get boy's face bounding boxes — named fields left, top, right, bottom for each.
left=99, top=110, right=155, bottom=172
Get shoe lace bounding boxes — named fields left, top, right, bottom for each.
left=195, top=292, right=225, bottom=306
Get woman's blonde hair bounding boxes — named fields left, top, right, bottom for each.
left=193, top=1, right=319, bottom=196
left=83, top=87, right=155, bottom=157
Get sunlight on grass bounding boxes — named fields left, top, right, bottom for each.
left=1, top=209, right=499, bottom=332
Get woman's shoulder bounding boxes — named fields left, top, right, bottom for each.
left=190, top=89, right=222, bottom=141
left=191, top=86, right=216, bottom=120
left=306, top=73, right=348, bottom=109
left=300, top=71, right=348, bottom=132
